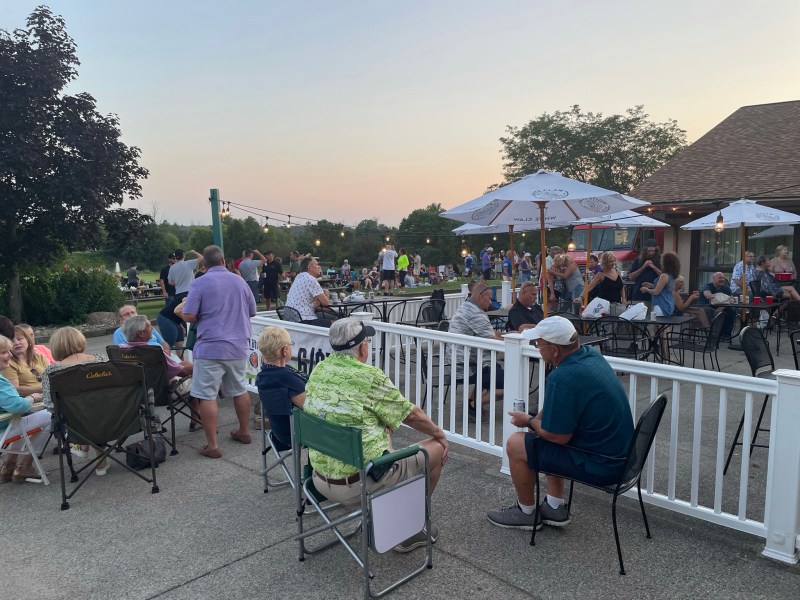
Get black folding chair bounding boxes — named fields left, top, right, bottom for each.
left=792, top=329, right=800, bottom=370
left=775, top=300, right=800, bottom=356
left=106, top=344, right=197, bottom=456
left=49, top=360, right=160, bottom=510
left=532, top=394, right=668, bottom=575
left=723, top=327, right=773, bottom=475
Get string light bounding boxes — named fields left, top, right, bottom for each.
left=340, top=230, right=345, bottom=237
left=263, top=217, right=269, bottom=233
left=315, top=239, right=321, bottom=247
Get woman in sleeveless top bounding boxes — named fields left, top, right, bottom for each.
left=586, top=251, right=626, bottom=304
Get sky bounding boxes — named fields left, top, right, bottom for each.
left=2, top=1, right=799, bottom=227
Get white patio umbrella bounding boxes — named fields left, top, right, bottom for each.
left=573, top=205, right=668, bottom=303
left=748, top=224, right=794, bottom=240
left=681, top=198, right=800, bottom=305
left=441, top=170, right=645, bottom=313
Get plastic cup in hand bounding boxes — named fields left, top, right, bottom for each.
left=754, top=297, right=762, bottom=305
left=766, top=295, right=774, bottom=305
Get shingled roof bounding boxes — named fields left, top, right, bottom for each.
left=631, top=100, right=800, bottom=205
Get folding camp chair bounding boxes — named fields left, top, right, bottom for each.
left=106, top=344, right=197, bottom=456
left=259, top=386, right=296, bottom=493
left=293, top=409, right=432, bottom=599
left=48, top=360, right=160, bottom=510
left=0, top=406, right=51, bottom=485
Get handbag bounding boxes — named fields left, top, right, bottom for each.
left=709, top=293, right=732, bottom=306
left=125, top=438, right=167, bottom=470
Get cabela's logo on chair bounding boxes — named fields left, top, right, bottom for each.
left=86, top=370, right=113, bottom=379
left=120, top=353, right=137, bottom=360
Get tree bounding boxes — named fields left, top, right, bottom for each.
left=0, top=7, right=149, bottom=321
left=498, top=105, right=687, bottom=193
left=400, top=203, right=461, bottom=267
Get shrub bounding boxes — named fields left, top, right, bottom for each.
left=21, top=266, right=124, bottom=325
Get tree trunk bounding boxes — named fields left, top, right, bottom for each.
left=8, top=266, right=23, bottom=324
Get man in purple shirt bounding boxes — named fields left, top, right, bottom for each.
left=182, top=245, right=257, bottom=459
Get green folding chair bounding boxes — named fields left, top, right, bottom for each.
left=292, top=408, right=433, bottom=599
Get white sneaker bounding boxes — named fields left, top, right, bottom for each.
left=70, top=445, right=88, bottom=458
left=95, top=457, right=110, bottom=476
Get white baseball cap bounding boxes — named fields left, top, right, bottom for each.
left=522, top=316, right=578, bottom=345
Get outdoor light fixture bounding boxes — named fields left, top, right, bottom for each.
left=492, top=235, right=497, bottom=241
left=714, top=212, right=725, bottom=233
left=286, top=215, right=291, bottom=228
left=340, top=230, right=345, bottom=237
left=385, top=236, right=390, bottom=242
left=461, top=248, right=468, bottom=257
left=315, top=239, right=321, bottom=247
left=521, top=232, right=526, bottom=237
left=263, top=217, right=269, bottom=233
left=426, top=238, right=431, bottom=244
left=567, top=242, right=576, bottom=251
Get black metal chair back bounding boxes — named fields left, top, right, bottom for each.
left=792, top=330, right=800, bottom=370
left=416, top=299, right=445, bottom=327
left=276, top=306, right=303, bottom=322
left=591, top=315, right=651, bottom=360
left=704, top=311, right=727, bottom=351
left=740, top=326, right=774, bottom=378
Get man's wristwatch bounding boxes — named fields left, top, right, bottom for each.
left=527, top=416, right=536, bottom=430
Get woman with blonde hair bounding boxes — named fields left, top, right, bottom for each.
left=41, top=327, right=108, bottom=473
left=770, top=245, right=796, bottom=277
left=586, top=251, right=626, bottom=304
left=0, top=335, right=50, bottom=483
left=2, top=326, right=49, bottom=396
left=548, top=254, right=584, bottom=302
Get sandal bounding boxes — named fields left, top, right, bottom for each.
left=200, top=445, right=222, bottom=459
left=230, top=430, right=252, bottom=444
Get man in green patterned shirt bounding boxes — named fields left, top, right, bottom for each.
left=305, top=318, right=448, bottom=552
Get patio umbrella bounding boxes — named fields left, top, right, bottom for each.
left=749, top=224, right=794, bottom=240
left=681, top=199, right=800, bottom=305
left=573, top=204, right=668, bottom=304
left=441, top=170, right=645, bottom=314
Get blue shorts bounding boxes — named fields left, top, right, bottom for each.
left=469, top=364, right=504, bottom=391
left=524, top=433, right=623, bottom=486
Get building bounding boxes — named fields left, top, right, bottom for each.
left=631, top=100, right=800, bottom=288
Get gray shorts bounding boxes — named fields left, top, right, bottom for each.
left=190, top=358, right=248, bottom=400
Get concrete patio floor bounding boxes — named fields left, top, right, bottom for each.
left=2, top=332, right=798, bottom=599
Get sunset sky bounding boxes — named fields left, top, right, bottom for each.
left=3, top=1, right=799, bottom=227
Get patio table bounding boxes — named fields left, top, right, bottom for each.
left=330, top=297, right=410, bottom=323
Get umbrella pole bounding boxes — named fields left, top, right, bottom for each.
left=538, top=202, right=548, bottom=317
left=509, top=225, right=516, bottom=304
left=741, top=222, right=747, bottom=320
left=583, top=224, right=593, bottom=306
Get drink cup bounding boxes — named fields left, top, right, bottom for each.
left=766, top=295, right=774, bottom=305
left=512, top=400, right=526, bottom=413
left=754, top=296, right=761, bottom=305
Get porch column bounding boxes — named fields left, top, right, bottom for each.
left=500, top=333, right=526, bottom=475
left=762, top=369, right=800, bottom=564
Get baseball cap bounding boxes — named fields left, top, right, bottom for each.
left=174, top=249, right=185, bottom=259
left=168, top=253, right=176, bottom=259
left=330, top=321, right=376, bottom=351
left=487, top=247, right=494, bottom=252
left=522, top=316, right=578, bottom=345
left=524, top=252, right=531, bottom=257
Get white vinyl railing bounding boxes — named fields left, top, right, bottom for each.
left=247, top=313, right=800, bottom=565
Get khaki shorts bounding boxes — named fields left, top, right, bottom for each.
left=190, top=358, right=247, bottom=400
left=312, top=451, right=425, bottom=506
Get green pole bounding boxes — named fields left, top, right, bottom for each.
left=209, top=188, right=224, bottom=255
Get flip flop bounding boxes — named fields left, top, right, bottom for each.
left=200, top=445, right=222, bottom=459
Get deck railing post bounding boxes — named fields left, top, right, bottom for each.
left=500, top=333, right=526, bottom=475
left=501, top=280, right=511, bottom=306
left=762, top=369, right=800, bottom=564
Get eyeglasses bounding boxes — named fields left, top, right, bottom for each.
left=30, top=367, right=43, bottom=383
